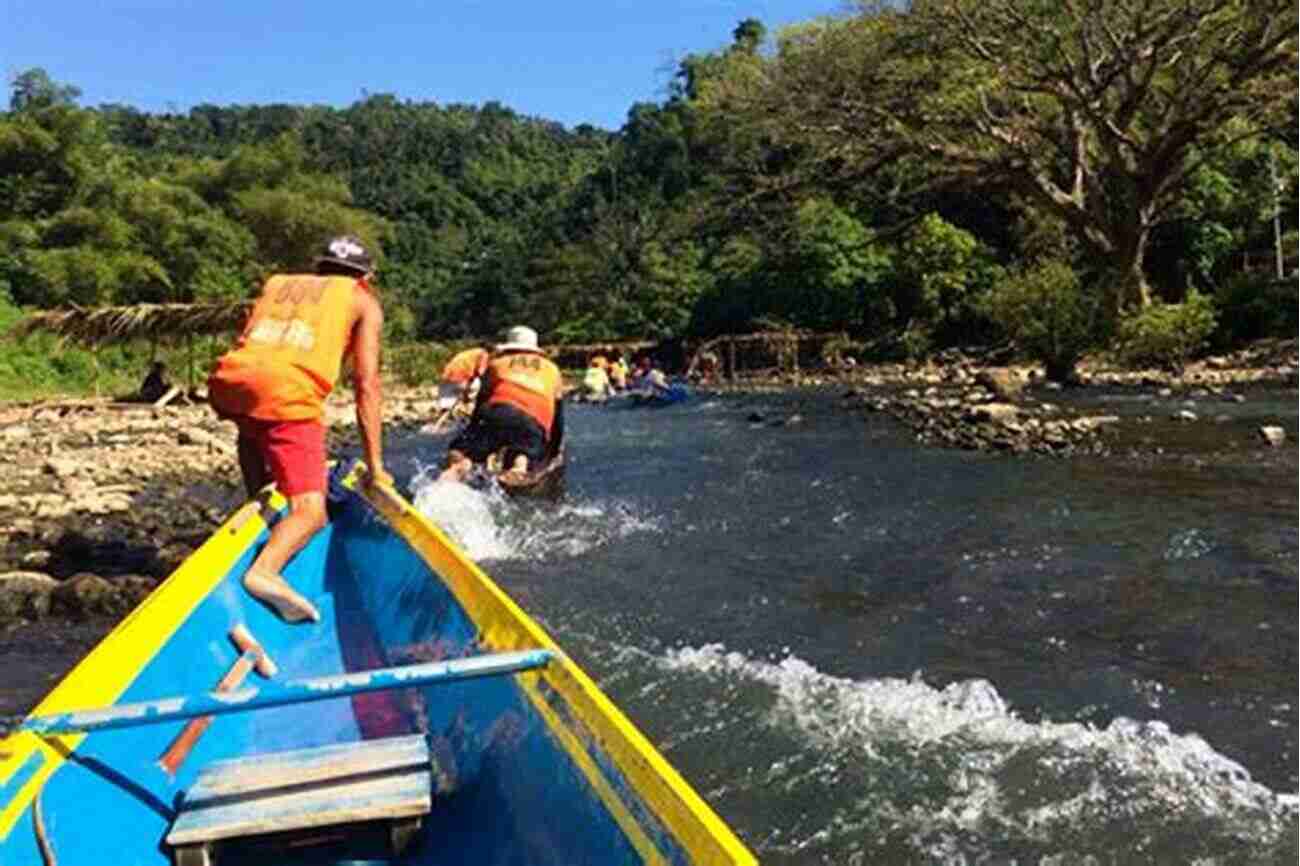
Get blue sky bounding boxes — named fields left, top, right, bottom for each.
left=4, top=1, right=848, bottom=130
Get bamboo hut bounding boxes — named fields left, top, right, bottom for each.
left=542, top=339, right=658, bottom=371
left=683, top=330, right=857, bottom=381
left=7, top=302, right=253, bottom=393
left=541, top=331, right=861, bottom=381
left=8, top=302, right=253, bottom=346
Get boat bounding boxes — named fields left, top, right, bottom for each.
left=488, top=444, right=566, bottom=501
left=626, top=382, right=690, bottom=407
left=0, top=462, right=755, bottom=865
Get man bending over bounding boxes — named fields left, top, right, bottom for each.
left=208, top=235, right=392, bottom=622
left=439, top=325, right=564, bottom=484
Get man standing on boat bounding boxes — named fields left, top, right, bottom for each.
left=208, top=235, right=392, bottom=623
left=438, top=325, right=564, bottom=484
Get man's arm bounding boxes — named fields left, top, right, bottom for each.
left=350, top=290, right=389, bottom=485
left=547, top=395, right=565, bottom=460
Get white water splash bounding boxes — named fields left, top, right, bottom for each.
left=410, top=476, right=516, bottom=561
left=408, top=469, right=662, bottom=563
left=1164, top=527, right=1215, bottom=561
left=658, top=644, right=1298, bottom=862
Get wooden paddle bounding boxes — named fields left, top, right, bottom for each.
left=157, top=624, right=277, bottom=776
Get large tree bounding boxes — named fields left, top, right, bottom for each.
left=700, top=0, right=1297, bottom=310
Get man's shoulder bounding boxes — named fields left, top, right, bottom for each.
left=353, top=284, right=382, bottom=314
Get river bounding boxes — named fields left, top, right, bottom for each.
left=402, top=385, right=1297, bottom=864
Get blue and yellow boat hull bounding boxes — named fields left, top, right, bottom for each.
left=0, top=467, right=756, bottom=865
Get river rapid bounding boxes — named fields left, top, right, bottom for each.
left=402, top=386, right=1297, bottom=865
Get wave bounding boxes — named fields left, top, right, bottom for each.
left=653, top=644, right=1299, bottom=864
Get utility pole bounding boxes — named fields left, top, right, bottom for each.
left=1269, top=145, right=1284, bottom=279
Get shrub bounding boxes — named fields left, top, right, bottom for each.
left=898, top=325, right=934, bottom=361
left=1115, top=290, right=1218, bottom=373
left=1212, top=271, right=1298, bottom=348
left=384, top=341, right=453, bottom=388
left=982, top=260, right=1103, bottom=382
left=819, top=333, right=865, bottom=367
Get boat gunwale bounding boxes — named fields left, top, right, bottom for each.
left=351, top=468, right=757, bottom=865
left=0, top=491, right=287, bottom=840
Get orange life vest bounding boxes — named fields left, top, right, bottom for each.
left=485, top=350, right=562, bottom=434
left=208, top=274, right=358, bottom=422
left=441, top=348, right=489, bottom=384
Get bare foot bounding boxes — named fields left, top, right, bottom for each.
left=437, top=465, right=467, bottom=484
left=243, top=571, right=320, bottom=623
left=498, top=469, right=527, bottom=486
left=438, top=457, right=473, bottom=484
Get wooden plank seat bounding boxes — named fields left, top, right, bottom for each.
left=166, top=734, right=432, bottom=866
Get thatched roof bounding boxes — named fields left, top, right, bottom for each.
left=7, top=302, right=253, bottom=347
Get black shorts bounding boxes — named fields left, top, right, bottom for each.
left=450, top=402, right=547, bottom=465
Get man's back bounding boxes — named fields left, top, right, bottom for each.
left=209, top=274, right=359, bottom=422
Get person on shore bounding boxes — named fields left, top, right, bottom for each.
left=207, top=234, right=391, bottom=623
left=580, top=354, right=611, bottom=402
left=438, top=325, right=564, bottom=484
left=137, top=361, right=171, bottom=403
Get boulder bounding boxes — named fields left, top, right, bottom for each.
left=20, top=549, right=52, bottom=568
left=975, top=368, right=1025, bottom=401
left=116, top=575, right=160, bottom=608
left=1072, top=415, right=1121, bottom=432
left=966, top=403, right=1020, bottom=424
left=1259, top=425, right=1286, bottom=447
left=0, top=570, right=58, bottom=620
left=50, top=572, right=119, bottom=620
left=178, top=426, right=214, bottom=446
left=43, top=457, right=79, bottom=478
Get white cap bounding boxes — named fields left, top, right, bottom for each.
left=496, top=325, right=540, bottom=353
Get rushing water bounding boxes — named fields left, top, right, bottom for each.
left=398, top=387, right=1298, bottom=865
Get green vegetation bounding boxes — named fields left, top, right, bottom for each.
left=2, top=1, right=1296, bottom=396
left=982, top=260, right=1104, bottom=384
left=1116, top=290, right=1219, bottom=374
left=0, top=292, right=225, bottom=400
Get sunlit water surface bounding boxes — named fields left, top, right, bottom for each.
left=393, top=387, right=1298, bottom=865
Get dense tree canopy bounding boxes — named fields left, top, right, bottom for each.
left=2, top=2, right=1296, bottom=371
left=697, top=0, right=1297, bottom=313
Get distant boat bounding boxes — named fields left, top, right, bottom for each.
left=626, top=382, right=691, bottom=407
left=0, top=463, right=755, bottom=865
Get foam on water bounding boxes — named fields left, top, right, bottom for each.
left=1164, top=527, right=1215, bottom=561
left=655, top=644, right=1299, bottom=864
left=410, top=475, right=516, bottom=560
left=407, top=468, right=661, bottom=563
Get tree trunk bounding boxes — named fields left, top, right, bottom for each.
left=1044, top=357, right=1079, bottom=385
left=1114, top=218, right=1153, bottom=313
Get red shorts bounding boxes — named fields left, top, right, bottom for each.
left=232, top=417, right=327, bottom=496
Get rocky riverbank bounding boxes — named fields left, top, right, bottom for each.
left=0, top=392, right=439, bottom=623
left=0, top=389, right=443, bottom=724
left=707, top=338, right=1298, bottom=456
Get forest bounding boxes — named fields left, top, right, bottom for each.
left=1, top=0, right=1296, bottom=392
